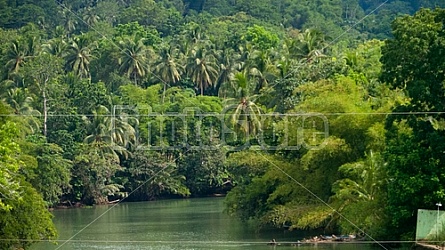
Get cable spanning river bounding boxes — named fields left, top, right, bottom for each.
left=31, top=197, right=390, bottom=250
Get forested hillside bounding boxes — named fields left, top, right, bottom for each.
left=1, top=0, right=445, bottom=248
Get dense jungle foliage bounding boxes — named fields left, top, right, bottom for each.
left=1, top=0, right=445, bottom=248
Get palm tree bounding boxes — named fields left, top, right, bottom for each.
left=82, top=7, right=100, bottom=27
left=154, top=45, right=183, bottom=102
left=333, top=151, right=385, bottom=203
left=4, top=40, right=31, bottom=77
left=214, top=48, right=241, bottom=97
left=224, top=71, right=263, bottom=139
left=328, top=151, right=386, bottom=232
left=60, top=7, right=78, bottom=37
left=246, top=49, right=278, bottom=94
left=42, top=38, right=66, bottom=58
left=288, top=29, right=328, bottom=61
left=118, top=37, right=150, bottom=85
left=1, top=85, right=41, bottom=134
left=64, top=36, right=94, bottom=79
left=83, top=105, right=137, bottom=161
left=186, top=46, right=218, bottom=96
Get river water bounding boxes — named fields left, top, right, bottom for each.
left=31, top=197, right=396, bottom=250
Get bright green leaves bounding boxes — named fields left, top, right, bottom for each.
left=0, top=117, right=57, bottom=249
left=0, top=121, right=21, bottom=211
left=331, top=152, right=387, bottom=234
left=242, top=25, right=280, bottom=51
left=0, top=182, right=57, bottom=249
left=115, top=21, right=161, bottom=47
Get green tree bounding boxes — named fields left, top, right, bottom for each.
left=64, top=35, right=95, bottom=79
left=24, top=135, right=72, bottom=207
left=380, top=8, right=445, bottom=239
left=22, top=53, right=63, bottom=137
left=0, top=110, right=57, bottom=249
left=118, top=36, right=151, bottom=85
left=154, top=44, right=183, bottom=102
left=125, top=151, right=190, bottom=200
left=331, top=151, right=387, bottom=235
left=0, top=120, right=22, bottom=211
left=72, top=144, right=124, bottom=204
left=186, top=46, right=219, bottom=95
left=83, top=105, right=136, bottom=160
left=242, top=25, right=279, bottom=51
left=224, top=71, right=263, bottom=142
left=4, top=39, right=30, bottom=76
left=178, top=147, right=228, bottom=195
left=1, top=86, right=41, bottom=134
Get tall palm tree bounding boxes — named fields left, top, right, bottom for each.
left=64, top=36, right=94, bottom=79
left=215, top=48, right=241, bottom=97
left=224, top=71, right=263, bottom=139
left=326, top=151, right=387, bottom=232
left=333, top=151, right=385, bottom=203
left=186, top=46, right=218, bottom=96
left=118, top=37, right=150, bottom=85
left=60, top=7, right=78, bottom=37
left=4, top=40, right=32, bottom=77
left=154, top=45, right=183, bottom=103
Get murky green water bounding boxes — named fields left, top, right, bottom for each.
left=31, top=197, right=402, bottom=250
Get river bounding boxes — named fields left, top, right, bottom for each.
left=31, top=197, right=399, bottom=250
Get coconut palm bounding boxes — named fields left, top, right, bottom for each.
left=42, top=38, right=66, bottom=58
left=326, top=151, right=387, bottom=232
left=288, top=29, right=328, bottom=61
left=82, top=7, right=100, bottom=27
left=60, top=8, right=78, bottom=36
left=214, top=48, right=241, bottom=97
left=83, top=105, right=137, bottom=161
left=118, top=37, right=150, bottom=85
left=1, top=86, right=41, bottom=134
left=224, top=71, right=263, bottom=139
left=246, top=49, right=278, bottom=94
left=154, top=45, right=183, bottom=102
left=64, top=36, right=95, bottom=79
left=4, top=40, right=31, bottom=76
left=186, top=46, right=218, bottom=96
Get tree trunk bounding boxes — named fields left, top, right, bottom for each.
left=162, top=82, right=166, bottom=103
left=43, top=77, right=49, bottom=137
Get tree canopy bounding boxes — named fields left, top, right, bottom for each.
left=1, top=0, right=445, bottom=247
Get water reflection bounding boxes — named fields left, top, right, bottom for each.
left=31, top=197, right=390, bottom=250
